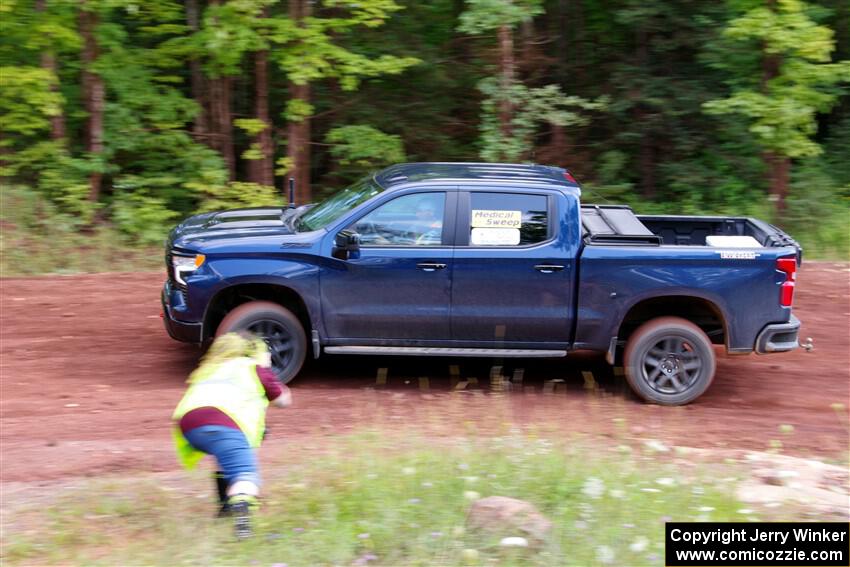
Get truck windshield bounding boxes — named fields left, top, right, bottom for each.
left=296, top=176, right=383, bottom=232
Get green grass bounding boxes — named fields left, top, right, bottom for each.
left=0, top=185, right=162, bottom=276
left=2, top=431, right=797, bottom=566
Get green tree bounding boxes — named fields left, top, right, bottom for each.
left=704, top=0, right=850, bottom=215
left=269, top=0, right=419, bottom=203
left=458, top=0, right=603, bottom=162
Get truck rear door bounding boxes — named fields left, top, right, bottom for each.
left=450, top=188, right=576, bottom=346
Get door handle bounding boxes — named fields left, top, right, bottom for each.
left=534, top=264, right=564, bottom=273
left=417, top=262, right=447, bottom=272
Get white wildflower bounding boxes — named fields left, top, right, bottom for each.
left=463, top=490, right=480, bottom=501
left=500, top=537, right=529, bottom=548
left=582, top=477, right=605, bottom=499
left=629, top=537, right=649, bottom=553
left=596, top=545, right=616, bottom=564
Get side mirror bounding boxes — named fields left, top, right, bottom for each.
left=333, top=230, right=360, bottom=260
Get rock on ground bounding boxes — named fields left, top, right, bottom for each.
left=466, top=496, right=552, bottom=543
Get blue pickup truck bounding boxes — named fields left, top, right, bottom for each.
left=162, top=162, right=802, bottom=405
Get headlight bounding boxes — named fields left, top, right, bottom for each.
left=171, top=252, right=205, bottom=285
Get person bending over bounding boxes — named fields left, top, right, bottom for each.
left=172, top=332, right=291, bottom=539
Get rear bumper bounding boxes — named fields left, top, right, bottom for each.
left=161, top=282, right=202, bottom=343
left=755, top=315, right=800, bottom=354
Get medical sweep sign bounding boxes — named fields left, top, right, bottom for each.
left=665, top=522, right=849, bottom=566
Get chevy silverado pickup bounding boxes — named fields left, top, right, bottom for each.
left=162, top=162, right=802, bottom=404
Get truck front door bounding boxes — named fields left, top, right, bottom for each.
left=321, top=191, right=456, bottom=342
left=450, top=189, right=575, bottom=346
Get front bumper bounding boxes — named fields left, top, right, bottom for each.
left=755, top=314, right=800, bottom=354
left=161, top=281, right=203, bottom=343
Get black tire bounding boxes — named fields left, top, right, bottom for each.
left=216, top=301, right=306, bottom=384
left=624, top=316, right=716, bottom=405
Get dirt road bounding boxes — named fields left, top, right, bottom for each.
left=1, top=263, right=848, bottom=484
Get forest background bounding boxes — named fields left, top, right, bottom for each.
left=1, top=0, right=848, bottom=274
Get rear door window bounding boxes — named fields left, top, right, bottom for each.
left=466, top=192, right=549, bottom=246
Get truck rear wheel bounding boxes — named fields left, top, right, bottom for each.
left=216, top=301, right=306, bottom=384
left=624, top=316, right=715, bottom=405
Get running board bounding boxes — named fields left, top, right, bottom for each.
left=323, top=346, right=567, bottom=358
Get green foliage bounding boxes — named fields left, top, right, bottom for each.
left=270, top=0, right=420, bottom=90
left=198, top=0, right=269, bottom=76
left=0, top=185, right=161, bottom=275
left=111, top=190, right=180, bottom=245
left=478, top=79, right=606, bottom=162
left=458, top=0, right=544, bottom=34
left=0, top=0, right=848, bottom=261
left=0, top=66, right=62, bottom=139
left=284, top=98, right=314, bottom=122
left=195, top=181, right=280, bottom=213
left=234, top=118, right=269, bottom=137
left=326, top=125, right=406, bottom=168
left=704, top=0, right=850, bottom=158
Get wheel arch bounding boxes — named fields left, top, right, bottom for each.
left=617, top=294, right=728, bottom=351
left=203, top=282, right=312, bottom=342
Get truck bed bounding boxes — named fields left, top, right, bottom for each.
left=581, top=204, right=800, bottom=255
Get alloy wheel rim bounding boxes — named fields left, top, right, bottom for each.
left=641, top=336, right=702, bottom=395
left=247, top=319, right=294, bottom=376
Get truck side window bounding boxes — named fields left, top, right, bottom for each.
left=349, top=192, right=446, bottom=247
left=468, top=192, right=548, bottom=246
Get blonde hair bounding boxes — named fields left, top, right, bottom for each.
left=188, top=332, right=268, bottom=383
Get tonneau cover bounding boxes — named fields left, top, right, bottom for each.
left=581, top=205, right=662, bottom=245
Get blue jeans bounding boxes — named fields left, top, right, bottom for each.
left=183, top=425, right=260, bottom=487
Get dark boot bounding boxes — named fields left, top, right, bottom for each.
left=214, top=471, right=230, bottom=517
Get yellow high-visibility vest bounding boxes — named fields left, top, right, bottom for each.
left=172, top=357, right=269, bottom=470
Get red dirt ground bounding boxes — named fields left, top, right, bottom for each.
left=1, top=263, right=848, bottom=485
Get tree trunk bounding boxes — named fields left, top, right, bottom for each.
left=80, top=7, right=104, bottom=203
left=497, top=23, right=515, bottom=139
left=251, top=44, right=274, bottom=186
left=287, top=0, right=312, bottom=203
left=287, top=82, right=311, bottom=205
left=638, top=125, right=656, bottom=199
left=205, top=0, right=235, bottom=180
left=36, top=0, right=65, bottom=141
left=635, top=27, right=655, bottom=198
left=41, top=52, right=65, bottom=141
left=762, top=0, right=785, bottom=216
left=209, top=75, right=235, bottom=180
left=185, top=0, right=208, bottom=140
left=766, top=151, right=790, bottom=217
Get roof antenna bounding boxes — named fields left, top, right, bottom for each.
left=288, top=177, right=296, bottom=209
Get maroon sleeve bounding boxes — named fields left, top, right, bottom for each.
left=256, top=366, right=283, bottom=401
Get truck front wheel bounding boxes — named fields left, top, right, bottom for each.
left=623, top=316, right=716, bottom=405
left=216, top=301, right=307, bottom=384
